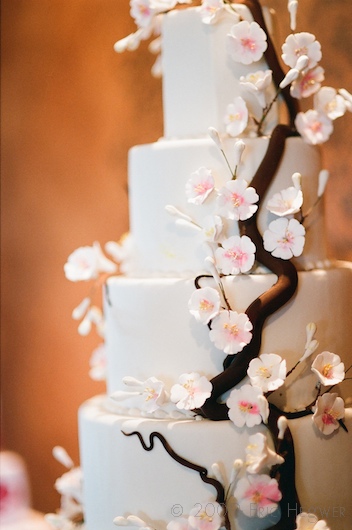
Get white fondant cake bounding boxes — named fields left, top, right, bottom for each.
left=58, top=2, right=352, bottom=530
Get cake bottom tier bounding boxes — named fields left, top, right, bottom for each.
left=79, top=396, right=352, bottom=530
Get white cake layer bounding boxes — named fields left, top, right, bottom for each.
left=162, top=6, right=280, bottom=138
left=128, top=137, right=326, bottom=275
left=104, top=264, right=352, bottom=411
left=79, top=396, right=352, bottom=530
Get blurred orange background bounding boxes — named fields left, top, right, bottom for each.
left=1, top=0, right=352, bottom=515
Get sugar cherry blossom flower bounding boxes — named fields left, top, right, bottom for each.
left=227, top=20, right=268, bottom=65
left=89, top=342, right=107, bottom=381
left=311, top=351, right=345, bottom=386
left=266, top=185, right=303, bottom=217
left=290, top=66, right=325, bottom=99
left=224, top=96, right=249, bottom=137
left=200, top=0, right=230, bottom=25
left=234, top=474, right=281, bottom=518
left=295, top=109, right=333, bottom=145
left=245, top=432, right=284, bottom=474
left=247, top=353, right=286, bottom=392
left=64, top=242, right=117, bottom=282
left=167, top=518, right=192, bottom=530
left=263, top=218, right=305, bottom=260
left=295, top=512, right=330, bottom=530
left=130, top=0, right=155, bottom=28
left=210, top=311, right=253, bottom=355
left=312, top=393, right=345, bottom=435
left=240, top=70, right=273, bottom=108
left=142, top=376, right=167, bottom=412
left=215, top=235, right=256, bottom=274
left=201, top=215, right=223, bottom=242
left=188, top=502, right=223, bottom=530
left=170, top=372, right=212, bottom=410
left=186, top=167, right=215, bottom=204
left=314, top=86, right=346, bottom=120
left=55, top=467, right=84, bottom=505
left=227, top=384, right=268, bottom=427
left=281, top=32, right=322, bottom=70
left=188, top=287, right=221, bottom=325
left=217, top=178, right=259, bottom=221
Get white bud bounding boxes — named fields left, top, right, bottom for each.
left=175, top=219, right=201, bottom=231
left=317, top=169, right=330, bottom=198
left=291, top=172, right=302, bottom=190
left=165, top=205, right=193, bottom=223
left=72, top=297, right=90, bottom=320
left=52, top=446, right=74, bottom=469
left=208, top=127, right=222, bottom=150
left=277, top=416, right=288, bottom=439
left=305, top=322, right=317, bottom=348
left=300, top=339, right=319, bottom=362
left=296, top=54, right=309, bottom=71
left=211, top=462, right=224, bottom=484
left=122, top=376, right=144, bottom=387
left=205, top=256, right=221, bottom=285
left=279, top=68, right=299, bottom=89
left=78, top=315, right=92, bottom=336
left=234, top=139, right=245, bottom=168
left=288, top=0, right=298, bottom=31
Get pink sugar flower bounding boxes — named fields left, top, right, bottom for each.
left=281, top=32, right=322, bottom=70
left=170, top=373, right=212, bottom=411
left=210, top=311, right=253, bottom=355
left=234, top=474, right=281, bottom=518
left=217, top=178, right=259, bottom=221
left=186, top=167, right=215, bottom=205
left=224, top=97, right=249, bottom=137
left=227, top=20, right=268, bottom=65
left=295, top=109, right=333, bottom=145
left=227, top=384, right=269, bottom=428
left=215, top=235, right=256, bottom=274
left=312, top=393, right=345, bottom=435
left=263, top=218, right=305, bottom=260
left=311, top=351, right=345, bottom=386
left=188, top=287, right=221, bottom=325
left=290, top=66, right=325, bottom=99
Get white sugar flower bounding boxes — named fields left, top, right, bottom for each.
left=245, top=432, right=284, bottom=473
left=247, top=353, right=286, bottom=392
left=130, top=0, right=155, bottom=28
left=89, top=342, right=107, bottom=381
left=200, top=0, right=228, bottom=25
left=263, top=218, right=305, bottom=259
left=281, top=32, right=322, bottom=70
left=55, top=467, right=83, bottom=505
left=240, top=70, right=273, bottom=108
left=186, top=167, right=215, bottom=204
left=295, top=512, right=330, bottom=530
left=227, top=20, right=268, bottom=65
left=170, top=373, right=212, bottom=410
left=210, top=311, right=253, bottom=355
left=224, top=96, right=249, bottom=137
left=234, top=474, right=281, bottom=518
left=64, top=242, right=117, bottom=282
left=188, top=287, right=221, bottom=325
left=312, top=393, right=345, bottom=435
left=266, top=185, right=303, bottom=217
left=311, top=351, right=345, bottom=386
left=314, top=86, right=347, bottom=120
left=188, top=502, right=223, bottom=530
left=290, top=66, right=325, bottom=99
left=295, top=109, right=333, bottom=145
left=217, top=178, right=259, bottom=221
left=339, top=88, right=352, bottom=112
left=227, top=384, right=268, bottom=428
left=142, top=376, right=167, bottom=413
left=201, top=215, right=223, bottom=242
left=105, top=234, right=133, bottom=263
left=167, top=520, right=192, bottom=530
left=215, top=235, right=256, bottom=274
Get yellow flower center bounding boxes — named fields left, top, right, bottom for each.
left=199, top=299, right=214, bottom=312
left=322, top=363, right=333, bottom=378
left=223, top=323, right=239, bottom=337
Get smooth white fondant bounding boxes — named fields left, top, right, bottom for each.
left=79, top=396, right=352, bottom=530
left=129, top=137, right=326, bottom=275
left=162, top=6, right=279, bottom=138
left=104, top=264, right=352, bottom=411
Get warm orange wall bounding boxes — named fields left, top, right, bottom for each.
left=1, top=0, right=351, bottom=515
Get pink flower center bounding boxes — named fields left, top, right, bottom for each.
left=231, top=193, right=244, bottom=207
left=322, top=408, right=338, bottom=425
left=194, top=182, right=212, bottom=195
left=239, top=400, right=259, bottom=414
left=241, top=38, right=256, bottom=51
left=225, top=248, right=245, bottom=263
left=199, top=299, right=214, bottom=312
left=310, top=121, right=322, bottom=133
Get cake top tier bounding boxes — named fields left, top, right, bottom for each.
left=114, top=0, right=351, bottom=142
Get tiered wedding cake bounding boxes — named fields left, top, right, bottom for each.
left=57, top=2, right=352, bottom=530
